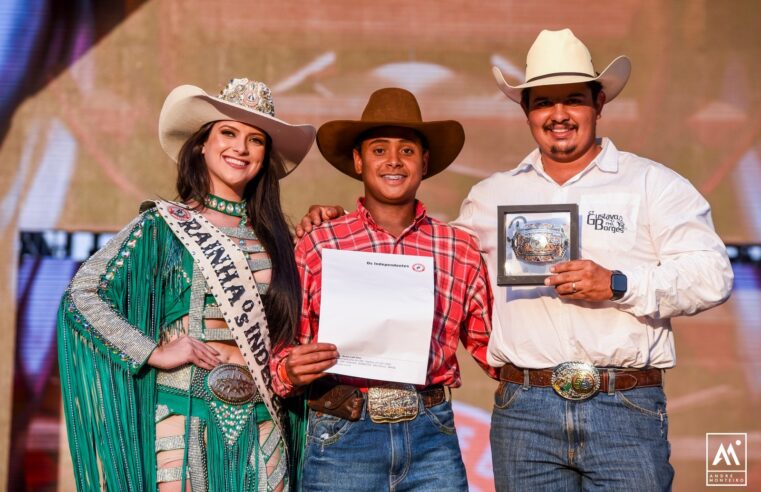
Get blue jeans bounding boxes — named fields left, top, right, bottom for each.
left=490, top=382, right=674, bottom=492
left=302, top=399, right=468, bottom=491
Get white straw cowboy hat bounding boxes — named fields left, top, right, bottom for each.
left=493, top=28, right=631, bottom=104
left=317, top=87, right=464, bottom=180
left=159, top=78, right=316, bottom=178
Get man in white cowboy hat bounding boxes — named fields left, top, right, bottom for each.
left=452, top=28, right=734, bottom=490
left=270, top=87, right=497, bottom=491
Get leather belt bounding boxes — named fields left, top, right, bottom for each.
left=308, top=380, right=446, bottom=422
left=499, top=363, right=662, bottom=392
left=416, top=386, right=447, bottom=407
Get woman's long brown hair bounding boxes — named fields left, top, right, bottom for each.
left=175, top=121, right=300, bottom=348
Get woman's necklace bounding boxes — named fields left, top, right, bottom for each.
left=204, top=194, right=249, bottom=249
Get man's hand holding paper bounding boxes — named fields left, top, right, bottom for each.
left=284, top=343, right=338, bottom=386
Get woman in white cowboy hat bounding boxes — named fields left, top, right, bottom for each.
left=58, top=78, right=315, bottom=492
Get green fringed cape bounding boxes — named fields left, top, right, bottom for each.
left=57, top=207, right=307, bottom=491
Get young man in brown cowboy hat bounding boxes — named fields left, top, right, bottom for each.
left=270, top=87, right=497, bottom=491
left=296, top=29, right=733, bottom=491
left=455, top=28, right=732, bottom=491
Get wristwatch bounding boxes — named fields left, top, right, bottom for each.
left=610, top=270, right=627, bottom=300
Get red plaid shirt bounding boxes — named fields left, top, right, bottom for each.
left=271, top=199, right=496, bottom=397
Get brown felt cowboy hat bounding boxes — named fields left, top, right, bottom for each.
left=493, top=28, right=631, bottom=104
left=159, top=78, right=316, bottom=178
left=316, top=88, right=464, bottom=180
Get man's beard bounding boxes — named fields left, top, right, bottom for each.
left=550, top=143, right=577, bottom=156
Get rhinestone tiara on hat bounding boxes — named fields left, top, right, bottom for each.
left=218, top=78, right=275, bottom=117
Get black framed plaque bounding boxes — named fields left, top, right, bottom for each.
left=497, top=204, right=579, bottom=285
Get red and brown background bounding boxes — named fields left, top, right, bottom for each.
left=1, top=1, right=759, bottom=490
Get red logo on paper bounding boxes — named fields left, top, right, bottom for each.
left=411, top=263, right=425, bottom=272
left=168, top=205, right=191, bottom=222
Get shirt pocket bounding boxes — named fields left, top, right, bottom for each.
left=579, top=193, right=640, bottom=253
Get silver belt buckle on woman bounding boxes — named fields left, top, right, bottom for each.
left=207, top=363, right=259, bottom=405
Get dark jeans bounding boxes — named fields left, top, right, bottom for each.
left=490, top=382, right=674, bottom=491
left=302, top=400, right=468, bottom=492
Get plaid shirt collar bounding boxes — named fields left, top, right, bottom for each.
left=355, top=197, right=429, bottom=234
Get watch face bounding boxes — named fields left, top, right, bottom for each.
left=611, top=272, right=627, bottom=294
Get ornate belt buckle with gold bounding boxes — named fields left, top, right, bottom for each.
left=508, top=216, right=569, bottom=264
left=551, top=361, right=600, bottom=401
left=207, top=363, right=257, bottom=405
left=367, top=383, right=419, bottom=423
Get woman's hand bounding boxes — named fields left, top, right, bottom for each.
left=285, top=343, right=339, bottom=386
left=147, top=335, right=222, bottom=370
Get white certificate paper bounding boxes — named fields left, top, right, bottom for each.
left=318, top=249, right=434, bottom=385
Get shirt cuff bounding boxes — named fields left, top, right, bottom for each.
left=271, top=346, right=299, bottom=397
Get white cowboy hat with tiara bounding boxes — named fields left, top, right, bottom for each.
left=492, top=28, right=631, bottom=104
left=158, top=78, right=316, bottom=178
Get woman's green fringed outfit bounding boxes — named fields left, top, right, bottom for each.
left=57, top=204, right=306, bottom=491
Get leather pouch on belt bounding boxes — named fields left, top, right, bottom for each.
left=307, top=381, right=363, bottom=421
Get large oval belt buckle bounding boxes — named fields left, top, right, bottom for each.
left=207, top=364, right=257, bottom=405
left=508, top=216, right=569, bottom=264
left=551, top=361, right=600, bottom=401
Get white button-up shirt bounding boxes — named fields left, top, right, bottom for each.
left=452, top=138, right=733, bottom=369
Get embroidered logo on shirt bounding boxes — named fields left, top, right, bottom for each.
left=586, top=210, right=625, bottom=234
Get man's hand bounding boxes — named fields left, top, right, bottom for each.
left=294, top=205, right=345, bottom=243
left=147, top=335, right=222, bottom=370
left=544, top=259, right=613, bottom=301
left=285, top=343, right=339, bottom=386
